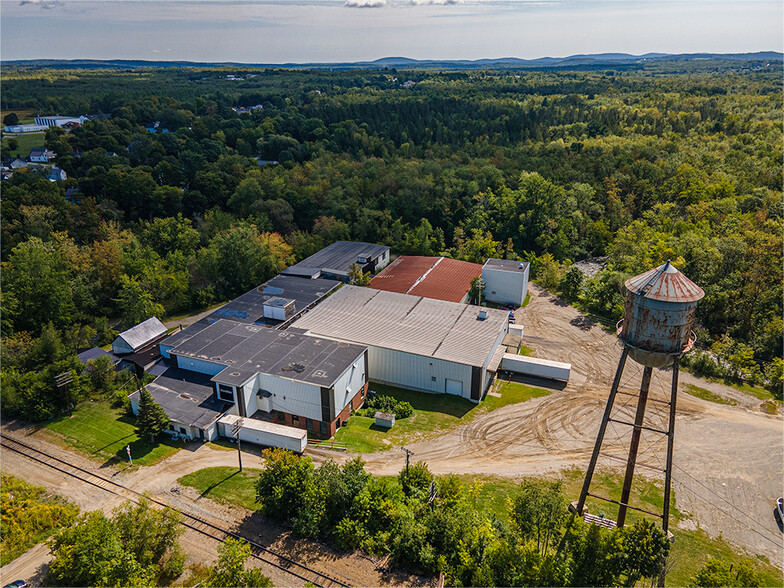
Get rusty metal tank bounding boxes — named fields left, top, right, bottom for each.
left=616, top=261, right=704, bottom=367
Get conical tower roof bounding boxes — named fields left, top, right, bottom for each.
left=624, top=261, right=704, bottom=303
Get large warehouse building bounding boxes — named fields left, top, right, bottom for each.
left=369, top=256, right=482, bottom=303
left=292, top=286, right=509, bottom=402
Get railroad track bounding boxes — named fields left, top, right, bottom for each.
left=0, top=434, right=352, bottom=588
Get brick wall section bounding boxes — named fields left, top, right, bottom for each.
left=280, top=382, right=368, bottom=438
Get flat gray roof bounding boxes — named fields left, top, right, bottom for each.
left=170, top=319, right=366, bottom=387
left=483, top=258, right=530, bottom=273
left=206, top=275, right=340, bottom=326
left=291, top=286, right=508, bottom=367
left=131, top=366, right=230, bottom=429
left=282, top=241, right=389, bottom=278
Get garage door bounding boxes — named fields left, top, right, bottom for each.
left=445, top=378, right=463, bottom=396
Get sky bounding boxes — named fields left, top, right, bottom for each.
left=1, top=0, right=782, bottom=63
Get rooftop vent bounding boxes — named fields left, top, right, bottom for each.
left=282, top=363, right=306, bottom=373
left=478, top=308, right=488, bottom=321
left=519, top=263, right=524, bottom=269
left=338, top=342, right=349, bottom=348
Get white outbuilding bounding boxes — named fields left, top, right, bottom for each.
left=292, top=286, right=510, bottom=402
left=112, top=317, right=167, bottom=355
left=482, top=259, right=530, bottom=307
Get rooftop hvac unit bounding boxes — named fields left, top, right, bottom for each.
left=478, top=308, right=488, bottom=320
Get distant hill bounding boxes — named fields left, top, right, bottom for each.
left=2, top=52, right=781, bottom=71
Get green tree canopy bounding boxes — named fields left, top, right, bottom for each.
left=136, top=387, right=170, bottom=443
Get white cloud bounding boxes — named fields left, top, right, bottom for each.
left=19, top=0, right=63, bottom=8
left=345, top=0, right=386, bottom=7
left=409, top=0, right=462, bottom=5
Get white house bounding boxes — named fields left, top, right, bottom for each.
left=28, top=148, right=56, bottom=163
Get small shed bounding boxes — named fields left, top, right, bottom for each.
left=112, top=317, right=167, bottom=355
left=374, top=411, right=396, bottom=429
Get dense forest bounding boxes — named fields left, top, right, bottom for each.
left=1, top=62, right=781, bottom=418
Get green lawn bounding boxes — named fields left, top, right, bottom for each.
left=683, top=383, right=738, bottom=406
left=2, top=132, right=45, bottom=158
left=334, top=381, right=551, bottom=453
left=178, top=466, right=262, bottom=510
left=45, top=401, right=180, bottom=467
left=519, top=345, right=536, bottom=357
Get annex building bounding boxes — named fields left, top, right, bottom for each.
left=292, top=286, right=509, bottom=401
left=282, top=240, right=390, bottom=281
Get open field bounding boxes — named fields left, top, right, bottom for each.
left=334, top=381, right=551, bottom=452
left=1, top=132, right=45, bottom=158
left=178, top=466, right=261, bottom=510
left=44, top=401, right=181, bottom=467
left=0, top=108, right=36, bottom=123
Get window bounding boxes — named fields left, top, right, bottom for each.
left=431, top=376, right=437, bottom=382
left=292, top=415, right=299, bottom=424
left=305, top=418, right=313, bottom=431
left=217, top=384, right=234, bottom=403
left=320, top=421, right=328, bottom=435
left=179, top=427, right=187, bottom=435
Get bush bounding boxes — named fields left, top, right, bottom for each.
left=334, top=517, right=366, bottom=551
left=367, top=394, right=413, bottom=419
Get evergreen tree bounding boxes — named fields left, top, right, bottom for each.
left=136, top=387, right=170, bottom=444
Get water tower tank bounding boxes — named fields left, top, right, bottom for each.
left=617, top=261, right=704, bottom=367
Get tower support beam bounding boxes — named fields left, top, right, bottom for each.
left=617, top=365, right=653, bottom=527
left=577, top=347, right=630, bottom=514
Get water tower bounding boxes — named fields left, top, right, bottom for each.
left=576, top=261, right=704, bottom=533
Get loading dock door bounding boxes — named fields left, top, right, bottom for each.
left=445, top=378, right=463, bottom=396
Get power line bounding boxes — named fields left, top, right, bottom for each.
left=672, top=464, right=782, bottom=550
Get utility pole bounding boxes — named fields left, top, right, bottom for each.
left=401, top=446, right=414, bottom=473
left=232, top=418, right=244, bottom=471
left=55, top=371, right=75, bottom=417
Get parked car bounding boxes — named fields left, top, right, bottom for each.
left=3, top=580, right=27, bottom=588
left=776, top=497, right=783, bottom=522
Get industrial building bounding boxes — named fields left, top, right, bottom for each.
left=292, top=286, right=510, bottom=401
left=282, top=241, right=390, bottom=281
left=131, top=319, right=368, bottom=440
left=482, top=258, right=530, bottom=306
left=369, top=256, right=482, bottom=303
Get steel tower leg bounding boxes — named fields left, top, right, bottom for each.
left=617, top=365, right=653, bottom=527
left=577, top=347, right=630, bottom=514
left=657, top=360, right=680, bottom=588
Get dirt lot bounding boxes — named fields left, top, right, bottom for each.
left=361, top=285, right=784, bottom=566
left=2, top=283, right=781, bottom=581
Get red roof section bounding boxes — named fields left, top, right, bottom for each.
left=370, top=256, right=482, bottom=303
left=369, top=256, right=441, bottom=294
left=409, top=257, right=482, bottom=303
left=625, top=261, right=704, bottom=303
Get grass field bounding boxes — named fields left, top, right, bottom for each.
left=2, top=132, right=46, bottom=158
left=683, top=383, right=739, bottom=406
left=333, top=381, right=551, bottom=453
left=1, top=474, right=79, bottom=566
left=178, top=466, right=262, bottom=510
left=1, top=108, right=36, bottom=124
left=45, top=401, right=181, bottom=468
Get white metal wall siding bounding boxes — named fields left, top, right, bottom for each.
left=254, top=372, right=322, bottom=421
left=263, top=304, right=286, bottom=321
left=483, top=267, right=525, bottom=306
left=332, top=354, right=367, bottom=415
left=367, top=346, right=473, bottom=399
left=174, top=355, right=226, bottom=376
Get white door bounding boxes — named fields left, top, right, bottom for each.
left=445, top=379, right=463, bottom=396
